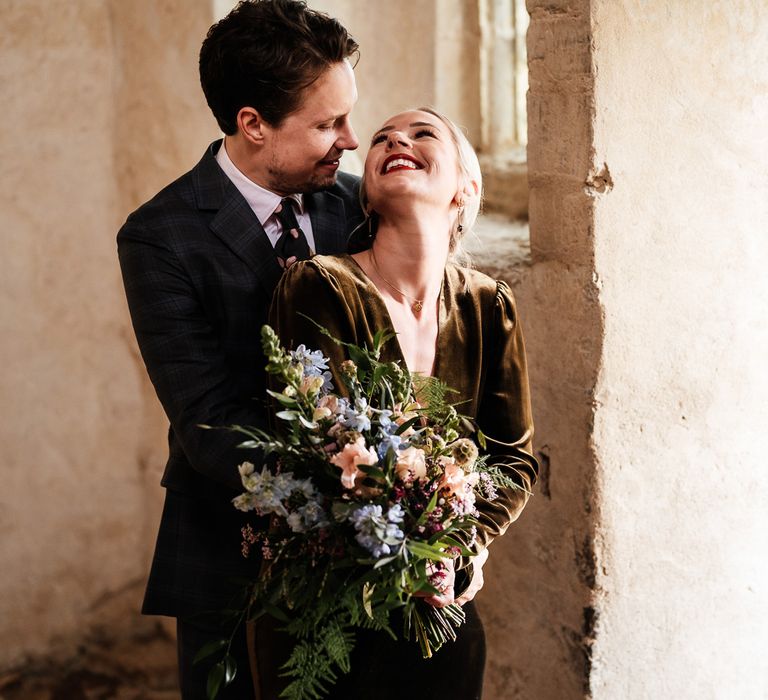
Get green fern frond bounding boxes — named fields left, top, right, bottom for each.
left=280, top=639, right=337, bottom=700
left=411, top=375, right=460, bottom=419
left=480, top=463, right=531, bottom=494
left=320, top=619, right=355, bottom=674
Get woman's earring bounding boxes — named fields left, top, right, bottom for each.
left=367, top=211, right=379, bottom=238
left=456, top=201, right=465, bottom=234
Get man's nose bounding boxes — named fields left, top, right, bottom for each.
left=338, top=122, right=359, bottom=151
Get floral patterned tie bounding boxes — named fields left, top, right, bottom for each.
left=274, top=198, right=311, bottom=269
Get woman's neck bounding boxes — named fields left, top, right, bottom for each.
left=366, top=211, right=451, bottom=303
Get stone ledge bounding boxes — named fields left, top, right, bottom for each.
left=480, top=157, right=529, bottom=220
left=465, top=213, right=531, bottom=288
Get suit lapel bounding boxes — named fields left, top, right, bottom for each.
left=193, top=141, right=282, bottom=295
left=306, top=190, right=348, bottom=255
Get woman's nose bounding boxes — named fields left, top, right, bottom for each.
left=386, top=131, right=411, bottom=149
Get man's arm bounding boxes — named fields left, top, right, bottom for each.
left=118, top=218, right=265, bottom=494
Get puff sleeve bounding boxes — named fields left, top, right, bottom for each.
left=460, top=280, right=538, bottom=564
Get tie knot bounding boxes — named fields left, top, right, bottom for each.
left=277, top=197, right=297, bottom=220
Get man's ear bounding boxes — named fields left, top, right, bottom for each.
left=237, top=106, right=267, bottom=146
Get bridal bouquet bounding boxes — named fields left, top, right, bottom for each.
left=202, top=324, right=520, bottom=700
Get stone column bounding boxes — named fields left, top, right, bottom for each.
left=589, top=2, right=768, bottom=697
left=478, top=1, right=603, bottom=698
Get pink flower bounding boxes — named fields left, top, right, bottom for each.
left=395, top=446, right=427, bottom=482
left=394, top=403, right=422, bottom=438
left=439, top=461, right=479, bottom=501
left=299, top=375, right=324, bottom=396
left=330, top=436, right=379, bottom=490
left=313, top=406, right=332, bottom=421
left=318, top=394, right=341, bottom=414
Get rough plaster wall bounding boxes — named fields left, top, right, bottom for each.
left=590, top=2, right=768, bottom=698
left=473, top=1, right=602, bottom=697
left=0, top=0, right=215, bottom=668
left=435, top=0, right=483, bottom=147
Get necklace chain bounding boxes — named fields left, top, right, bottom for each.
left=368, top=248, right=424, bottom=313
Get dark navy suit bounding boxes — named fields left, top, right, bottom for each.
left=117, top=140, right=362, bottom=697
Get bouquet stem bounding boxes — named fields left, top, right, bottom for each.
left=406, top=602, right=466, bottom=658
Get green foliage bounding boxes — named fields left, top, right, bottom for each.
left=483, top=462, right=533, bottom=495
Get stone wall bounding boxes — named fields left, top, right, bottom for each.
left=469, top=1, right=768, bottom=697
left=0, top=0, right=216, bottom=668
left=589, top=2, right=768, bottom=697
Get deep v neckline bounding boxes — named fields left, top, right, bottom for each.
left=342, top=253, right=446, bottom=378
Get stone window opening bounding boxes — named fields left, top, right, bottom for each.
left=466, top=0, right=530, bottom=284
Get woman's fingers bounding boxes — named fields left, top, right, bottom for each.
left=455, top=548, right=489, bottom=606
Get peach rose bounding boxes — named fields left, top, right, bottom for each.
left=318, top=394, right=340, bottom=413
left=395, top=446, right=427, bottom=482
left=394, top=403, right=422, bottom=438
left=440, top=461, right=480, bottom=500
left=330, top=436, right=379, bottom=490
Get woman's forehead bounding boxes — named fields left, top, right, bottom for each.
left=376, top=110, right=442, bottom=132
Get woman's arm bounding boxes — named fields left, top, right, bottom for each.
left=465, top=280, right=539, bottom=562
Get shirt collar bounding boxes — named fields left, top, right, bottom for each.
left=215, top=139, right=305, bottom=224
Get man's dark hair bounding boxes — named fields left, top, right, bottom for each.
left=199, top=0, right=359, bottom=134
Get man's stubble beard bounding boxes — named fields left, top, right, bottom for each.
left=267, top=164, right=337, bottom=196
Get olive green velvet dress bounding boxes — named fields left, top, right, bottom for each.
left=260, top=254, right=537, bottom=699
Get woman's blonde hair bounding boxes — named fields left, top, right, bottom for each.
left=358, top=107, right=483, bottom=257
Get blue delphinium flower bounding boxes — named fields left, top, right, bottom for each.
left=235, top=464, right=290, bottom=517
left=291, top=345, right=334, bottom=393
left=234, top=463, right=328, bottom=529
left=377, top=432, right=403, bottom=459
left=291, top=344, right=329, bottom=374
left=373, top=408, right=394, bottom=428
left=287, top=498, right=329, bottom=533
left=342, top=397, right=371, bottom=432
left=349, top=503, right=405, bottom=558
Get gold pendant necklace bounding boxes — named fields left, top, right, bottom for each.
left=369, top=248, right=424, bottom=314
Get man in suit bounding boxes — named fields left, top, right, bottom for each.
left=117, top=2, right=363, bottom=697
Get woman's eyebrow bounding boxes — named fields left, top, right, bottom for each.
left=371, top=121, right=437, bottom=139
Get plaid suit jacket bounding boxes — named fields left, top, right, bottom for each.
left=117, top=141, right=363, bottom=618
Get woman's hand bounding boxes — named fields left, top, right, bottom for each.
left=455, top=548, right=489, bottom=606
left=419, top=559, right=457, bottom=609
left=418, top=548, right=489, bottom=608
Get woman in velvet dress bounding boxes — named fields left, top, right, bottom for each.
left=266, top=108, right=538, bottom=699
